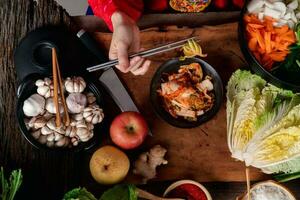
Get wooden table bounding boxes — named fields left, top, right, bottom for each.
left=0, top=0, right=299, bottom=199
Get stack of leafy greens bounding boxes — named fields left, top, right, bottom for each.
left=63, top=184, right=137, bottom=200
left=227, top=70, right=300, bottom=181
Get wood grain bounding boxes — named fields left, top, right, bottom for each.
left=93, top=23, right=267, bottom=182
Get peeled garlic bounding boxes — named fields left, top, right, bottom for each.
left=45, top=98, right=64, bottom=114
left=23, top=94, right=45, bottom=117
left=83, top=105, right=104, bottom=124
left=66, top=93, right=87, bottom=114
left=64, top=77, right=86, bottom=93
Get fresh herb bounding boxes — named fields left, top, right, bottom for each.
left=63, top=187, right=97, bottom=200
left=64, top=184, right=138, bottom=200
left=0, top=167, right=23, bottom=200
left=100, top=184, right=137, bottom=200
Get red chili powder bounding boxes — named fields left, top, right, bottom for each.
left=167, top=183, right=208, bottom=200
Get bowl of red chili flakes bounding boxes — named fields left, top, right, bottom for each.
left=163, top=179, right=212, bottom=200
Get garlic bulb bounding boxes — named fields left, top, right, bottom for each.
left=86, top=92, right=96, bottom=105
left=66, top=93, right=87, bottom=114
left=45, top=98, right=64, bottom=114
left=75, top=120, right=93, bottom=142
left=64, top=77, right=86, bottom=93
left=83, top=105, right=104, bottom=124
left=35, top=78, right=52, bottom=98
left=23, top=94, right=45, bottom=117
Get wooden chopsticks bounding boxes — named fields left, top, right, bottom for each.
left=52, top=48, right=70, bottom=127
left=86, top=36, right=198, bottom=72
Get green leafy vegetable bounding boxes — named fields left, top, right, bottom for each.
left=227, top=70, right=300, bottom=180
left=63, top=187, right=97, bottom=200
left=100, top=184, right=137, bottom=200
left=0, top=167, right=23, bottom=200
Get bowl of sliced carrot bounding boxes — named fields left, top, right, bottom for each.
left=239, top=0, right=300, bottom=91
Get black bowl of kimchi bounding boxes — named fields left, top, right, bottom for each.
left=150, top=57, right=223, bottom=128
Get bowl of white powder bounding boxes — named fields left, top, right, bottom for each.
left=240, top=181, right=296, bottom=200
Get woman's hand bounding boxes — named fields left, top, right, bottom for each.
left=110, top=11, right=151, bottom=75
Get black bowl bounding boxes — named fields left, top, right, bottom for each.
left=150, top=57, right=223, bottom=128
left=16, top=74, right=106, bottom=152
left=238, top=3, right=300, bottom=92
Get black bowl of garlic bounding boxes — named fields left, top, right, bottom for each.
left=17, top=75, right=105, bottom=151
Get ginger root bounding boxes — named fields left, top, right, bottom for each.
left=133, top=145, right=168, bottom=183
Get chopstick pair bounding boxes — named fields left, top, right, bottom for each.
left=52, top=48, right=70, bottom=127
left=87, top=36, right=198, bottom=72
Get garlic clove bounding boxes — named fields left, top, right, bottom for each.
left=35, top=79, right=45, bottom=87
left=55, top=137, right=67, bottom=147
left=31, top=129, right=41, bottom=139
left=76, top=127, right=89, bottom=137
left=46, top=133, right=55, bottom=142
left=86, top=93, right=96, bottom=105
left=71, top=137, right=79, bottom=146
left=23, top=94, right=45, bottom=117
left=46, top=141, right=55, bottom=148
left=38, top=135, right=47, bottom=144
left=92, top=115, right=99, bottom=124
left=41, top=126, right=52, bottom=135
left=54, top=132, right=63, bottom=141
left=72, top=113, right=84, bottom=121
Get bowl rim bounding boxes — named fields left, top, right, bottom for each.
left=239, top=180, right=296, bottom=200
left=150, top=57, right=224, bottom=128
left=163, top=179, right=212, bottom=200
left=16, top=74, right=106, bottom=152
left=238, top=3, right=300, bottom=91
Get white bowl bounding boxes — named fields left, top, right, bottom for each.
left=163, top=179, right=212, bottom=200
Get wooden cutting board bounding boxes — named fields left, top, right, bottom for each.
left=93, top=23, right=269, bottom=182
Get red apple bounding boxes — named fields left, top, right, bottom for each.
left=110, top=111, right=148, bottom=150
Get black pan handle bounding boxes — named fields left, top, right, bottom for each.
left=77, top=29, right=108, bottom=64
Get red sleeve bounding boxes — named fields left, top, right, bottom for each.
left=88, top=0, right=144, bottom=31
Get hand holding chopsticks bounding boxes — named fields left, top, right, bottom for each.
left=52, top=48, right=70, bottom=127
left=86, top=36, right=198, bottom=72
